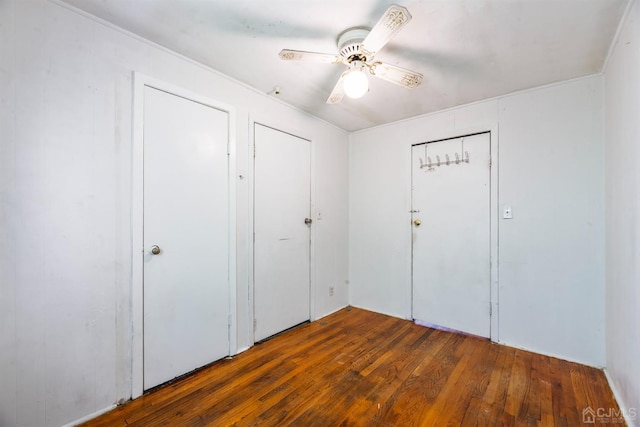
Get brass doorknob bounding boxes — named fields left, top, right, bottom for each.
left=150, top=245, right=161, bottom=255
left=413, top=219, right=422, bottom=227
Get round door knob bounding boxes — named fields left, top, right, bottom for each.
left=413, top=219, right=422, bottom=227
left=304, top=218, right=313, bottom=225
left=150, top=245, right=161, bottom=255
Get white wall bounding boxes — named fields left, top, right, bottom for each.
left=349, top=102, right=498, bottom=319
left=0, top=1, right=349, bottom=426
left=604, top=0, right=640, bottom=424
left=497, top=77, right=605, bottom=365
left=349, top=76, right=605, bottom=366
left=312, top=132, right=350, bottom=316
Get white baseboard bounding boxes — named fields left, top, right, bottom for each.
left=604, top=368, right=639, bottom=427
left=313, top=304, right=350, bottom=320
left=347, top=303, right=406, bottom=321
left=234, top=345, right=251, bottom=355
left=62, top=404, right=117, bottom=427
left=494, top=339, right=604, bottom=369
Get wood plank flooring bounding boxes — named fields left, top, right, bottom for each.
left=82, top=307, right=623, bottom=426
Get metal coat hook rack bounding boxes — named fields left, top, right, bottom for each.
left=420, top=151, right=469, bottom=169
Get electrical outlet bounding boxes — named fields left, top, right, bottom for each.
left=329, top=286, right=334, bottom=296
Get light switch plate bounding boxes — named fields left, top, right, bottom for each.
left=503, top=206, right=513, bottom=219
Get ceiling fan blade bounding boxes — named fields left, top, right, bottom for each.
left=361, top=5, right=412, bottom=54
left=279, top=49, right=343, bottom=64
left=326, top=71, right=347, bottom=104
left=370, top=62, right=423, bottom=89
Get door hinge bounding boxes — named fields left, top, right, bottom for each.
left=489, top=304, right=493, bottom=316
left=228, top=314, right=232, bottom=327
left=488, top=156, right=492, bottom=167
left=253, top=318, right=257, bottom=332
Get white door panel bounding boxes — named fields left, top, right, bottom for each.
left=143, top=86, right=230, bottom=389
left=254, top=124, right=311, bottom=342
left=411, top=133, right=491, bottom=337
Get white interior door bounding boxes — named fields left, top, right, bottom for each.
left=254, top=124, right=311, bottom=342
left=143, top=86, right=230, bottom=390
left=411, top=132, right=491, bottom=338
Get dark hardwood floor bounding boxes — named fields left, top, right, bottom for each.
left=82, top=307, right=623, bottom=426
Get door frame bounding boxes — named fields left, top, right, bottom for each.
left=247, top=119, right=315, bottom=346
left=410, top=126, right=499, bottom=342
left=131, top=72, right=237, bottom=398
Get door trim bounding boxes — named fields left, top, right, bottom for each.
left=410, top=126, right=499, bottom=342
left=131, top=72, right=237, bottom=399
left=248, top=121, right=314, bottom=345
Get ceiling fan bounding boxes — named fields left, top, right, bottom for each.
left=279, top=4, right=423, bottom=104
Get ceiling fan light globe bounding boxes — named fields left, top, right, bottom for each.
left=343, top=69, right=369, bottom=99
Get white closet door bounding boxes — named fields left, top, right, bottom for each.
left=254, top=124, right=311, bottom=342
left=143, top=86, right=230, bottom=390
left=411, top=132, right=491, bottom=337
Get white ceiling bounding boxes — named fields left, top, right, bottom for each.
left=60, top=0, right=629, bottom=132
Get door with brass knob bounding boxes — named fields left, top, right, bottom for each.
left=142, top=84, right=230, bottom=391
left=254, top=123, right=311, bottom=342
left=411, top=133, right=491, bottom=339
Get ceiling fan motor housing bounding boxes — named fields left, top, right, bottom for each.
left=337, top=27, right=370, bottom=62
